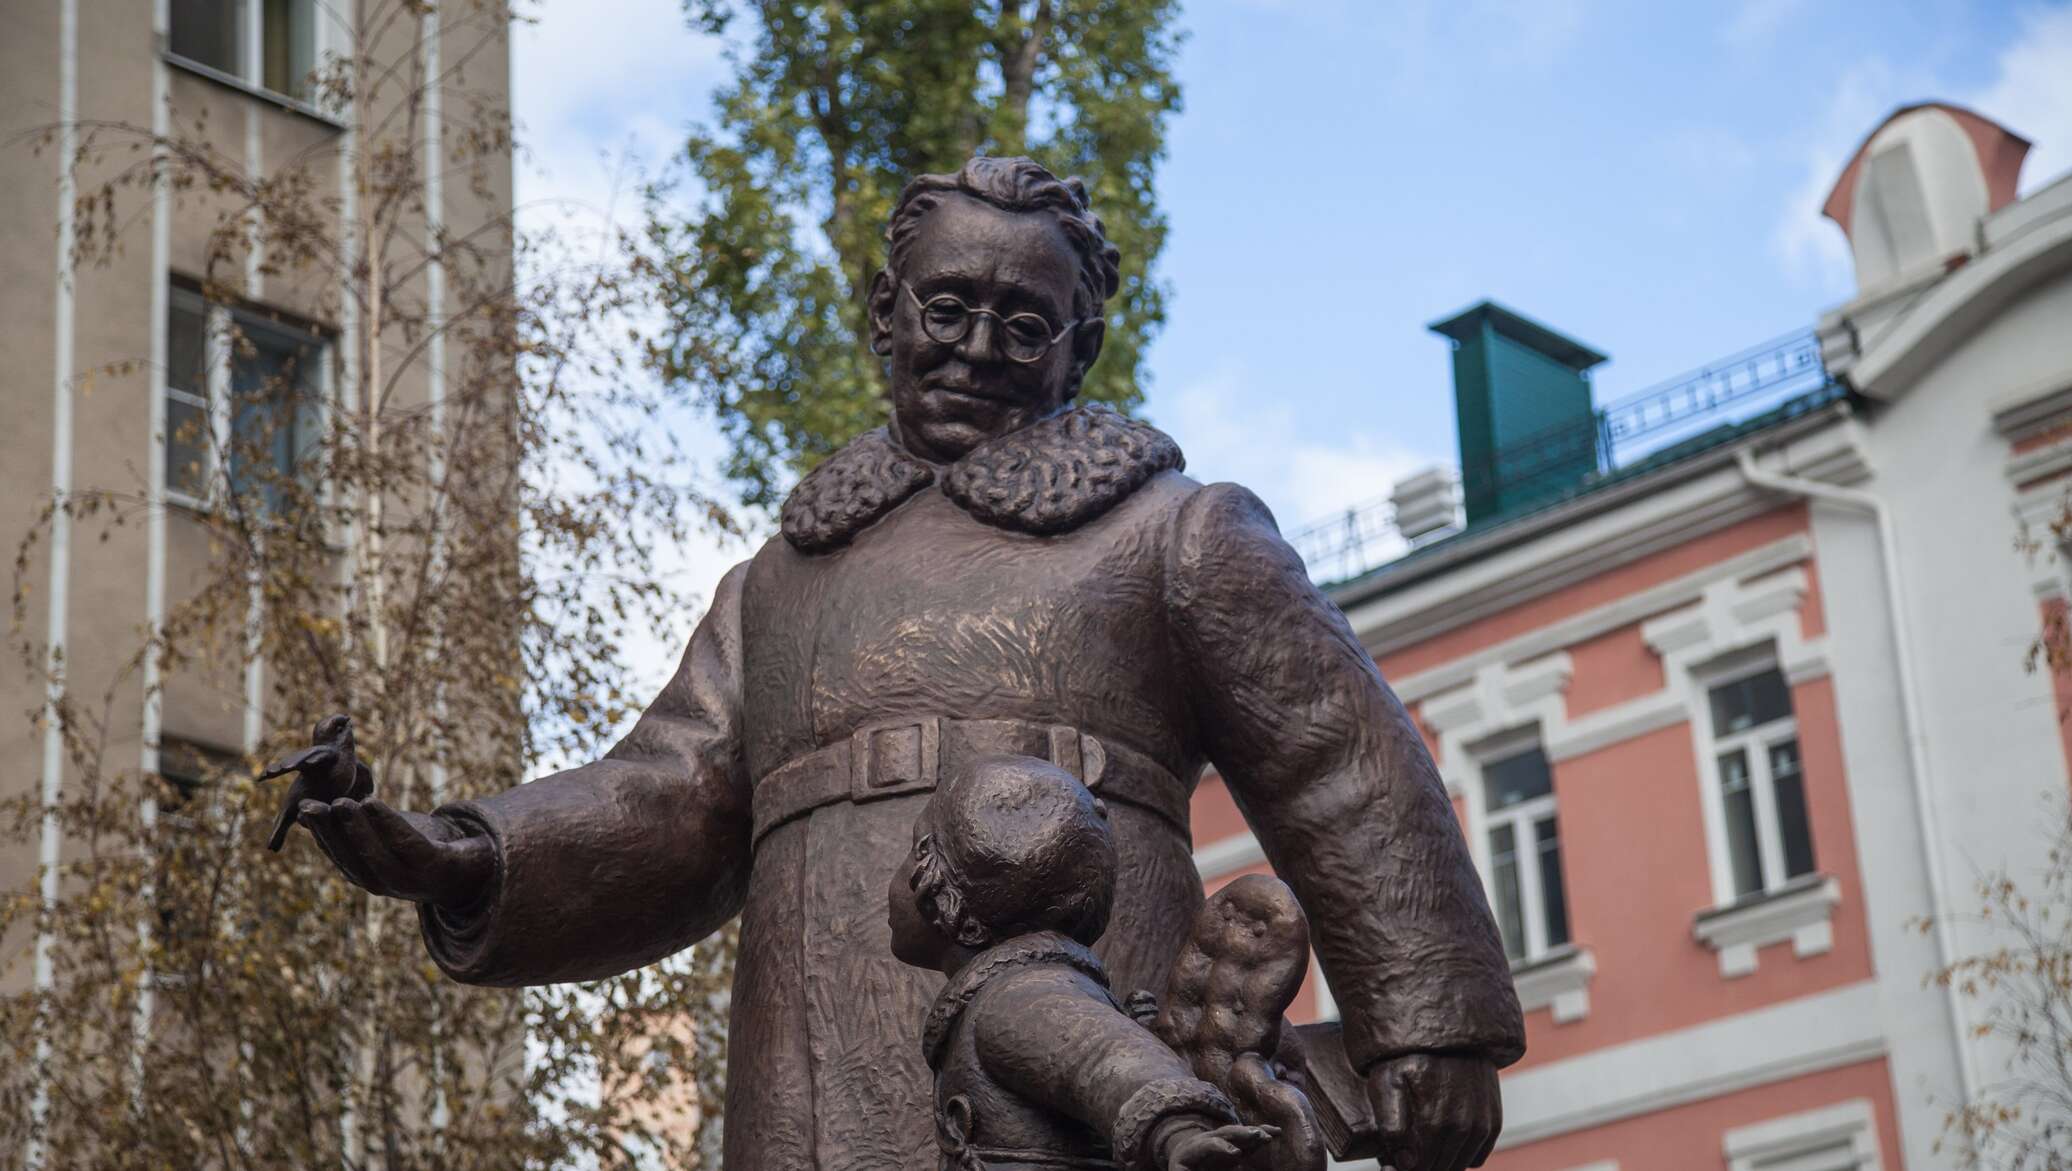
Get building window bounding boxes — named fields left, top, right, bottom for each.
left=1482, top=741, right=1571, bottom=963
left=1705, top=661, right=1815, bottom=901
left=1722, top=1098, right=1882, bottom=1171
left=165, top=285, right=326, bottom=513
left=169, top=0, right=321, bottom=103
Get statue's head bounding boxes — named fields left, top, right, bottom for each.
left=887, top=754, right=1116, bottom=970
left=870, top=157, right=1119, bottom=464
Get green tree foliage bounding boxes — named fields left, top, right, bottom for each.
left=644, top=0, right=1184, bottom=507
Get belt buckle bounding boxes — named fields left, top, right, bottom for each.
left=849, top=717, right=942, bottom=802
left=1047, top=725, right=1108, bottom=789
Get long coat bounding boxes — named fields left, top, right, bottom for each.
left=416, top=405, right=1524, bottom=1171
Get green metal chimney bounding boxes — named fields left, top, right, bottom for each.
left=1428, top=301, right=1609, bottom=525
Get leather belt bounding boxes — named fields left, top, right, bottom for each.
left=751, top=717, right=1191, bottom=846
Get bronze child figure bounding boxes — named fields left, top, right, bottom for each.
left=889, top=755, right=1277, bottom=1171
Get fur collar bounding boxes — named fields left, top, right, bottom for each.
left=779, top=405, right=1185, bottom=553
left=921, top=931, right=1114, bottom=1068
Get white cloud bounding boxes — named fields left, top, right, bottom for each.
left=1722, top=0, right=1807, bottom=50
left=1769, top=4, right=2072, bottom=296
left=1965, top=3, right=2072, bottom=194
left=512, top=0, right=724, bottom=238
left=1154, top=363, right=1441, bottom=544
left=511, top=2, right=746, bottom=717
left=1770, top=58, right=1902, bottom=295
left=1479, top=0, right=1590, bottom=71
left=1373, top=0, right=1591, bottom=90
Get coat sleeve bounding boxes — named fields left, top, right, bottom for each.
left=973, top=968, right=1238, bottom=1171
left=417, top=561, right=754, bottom=986
left=1165, top=483, right=1525, bottom=1071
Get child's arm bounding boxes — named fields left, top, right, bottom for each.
left=972, top=967, right=1251, bottom=1171
left=1154, top=1119, right=1279, bottom=1171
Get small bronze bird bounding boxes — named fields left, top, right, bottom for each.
left=259, top=713, right=373, bottom=851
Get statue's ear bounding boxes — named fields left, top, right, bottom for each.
left=952, top=912, right=993, bottom=951
left=868, top=269, right=897, bottom=357
left=1066, top=317, right=1105, bottom=398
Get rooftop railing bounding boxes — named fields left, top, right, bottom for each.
left=1288, top=328, right=1837, bottom=586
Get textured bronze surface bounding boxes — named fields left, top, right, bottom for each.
left=282, top=156, right=1524, bottom=1171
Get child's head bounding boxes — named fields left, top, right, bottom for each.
left=888, top=754, right=1117, bottom=969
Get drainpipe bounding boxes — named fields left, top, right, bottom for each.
left=1733, top=446, right=1980, bottom=1108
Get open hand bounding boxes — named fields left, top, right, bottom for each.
left=1368, top=1053, right=1501, bottom=1171
left=1166, top=1123, right=1279, bottom=1171
left=296, top=797, right=494, bottom=911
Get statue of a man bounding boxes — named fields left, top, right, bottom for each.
left=293, top=156, right=1524, bottom=1171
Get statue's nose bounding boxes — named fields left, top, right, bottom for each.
left=956, top=313, right=1003, bottom=363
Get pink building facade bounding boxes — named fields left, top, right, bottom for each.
left=1189, top=103, right=2072, bottom=1170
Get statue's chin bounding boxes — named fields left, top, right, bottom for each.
left=895, top=406, right=1023, bottom=463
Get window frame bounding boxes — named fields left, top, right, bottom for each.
left=164, top=284, right=332, bottom=514
left=164, top=0, right=344, bottom=120
left=1693, top=647, right=1816, bottom=907
left=1473, top=728, right=1570, bottom=965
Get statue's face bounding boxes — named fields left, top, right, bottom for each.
left=871, top=193, right=1105, bottom=463
left=887, top=831, right=944, bottom=969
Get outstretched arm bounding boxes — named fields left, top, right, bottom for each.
left=1165, top=484, right=1522, bottom=1169
left=300, top=561, right=755, bottom=987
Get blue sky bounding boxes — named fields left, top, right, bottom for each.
left=514, top=0, right=2072, bottom=688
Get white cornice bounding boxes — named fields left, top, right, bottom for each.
left=2006, top=433, right=2072, bottom=489
left=1389, top=535, right=1815, bottom=705
left=1340, top=418, right=1868, bottom=662
left=1723, top=1097, right=1880, bottom=1171
left=1497, top=981, right=1885, bottom=1150
left=1192, top=832, right=1266, bottom=880
left=1513, top=946, right=1596, bottom=1024
left=1692, top=875, right=1843, bottom=979
left=1847, top=192, right=2072, bottom=400
left=1991, top=367, right=2072, bottom=444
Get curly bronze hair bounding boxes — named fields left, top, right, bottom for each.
left=886, top=156, right=1122, bottom=321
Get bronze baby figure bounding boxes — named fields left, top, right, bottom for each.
left=888, top=754, right=1286, bottom=1171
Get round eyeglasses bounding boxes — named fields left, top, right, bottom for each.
left=904, top=283, right=1079, bottom=364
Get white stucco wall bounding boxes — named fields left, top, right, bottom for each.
left=1844, top=257, right=2072, bottom=1163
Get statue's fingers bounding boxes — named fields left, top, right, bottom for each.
left=331, top=799, right=411, bottom=898
left=361, top=799, right=432, bottom=857
left=1375, top=1074, right=1414, bottom=1161
left=298, top=801, right=387, bottom=894
left=1442, top=1086, right=1488, bottom=1171
left=1432, top=1125, right=1474, bottom=1171
left=1468, top=1091, right=1500, bottom=1166
left=360, top=800, right=461, bottom=899
left=1468, top=1127, right=1496, bottom=1168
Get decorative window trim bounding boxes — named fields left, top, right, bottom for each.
left=1512, top=944, right=1595, bottom=1024
left=1642, top=570, right=1829, bottom=909
left=1692, top=874, right=1841, bottom=979
left=1480, top=734, right=1570, bottom=965
left=2010, top=466, right=2072, bottom=603
left=1722, top=1097, right=1882, bottom=1171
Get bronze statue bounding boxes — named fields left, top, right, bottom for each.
left=285, top=156, right=1525, bottom=1171
left=889, top=753, right=1281, bottom=1171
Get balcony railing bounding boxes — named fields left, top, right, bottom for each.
left=1288, top=329, right=1837, bottom=586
